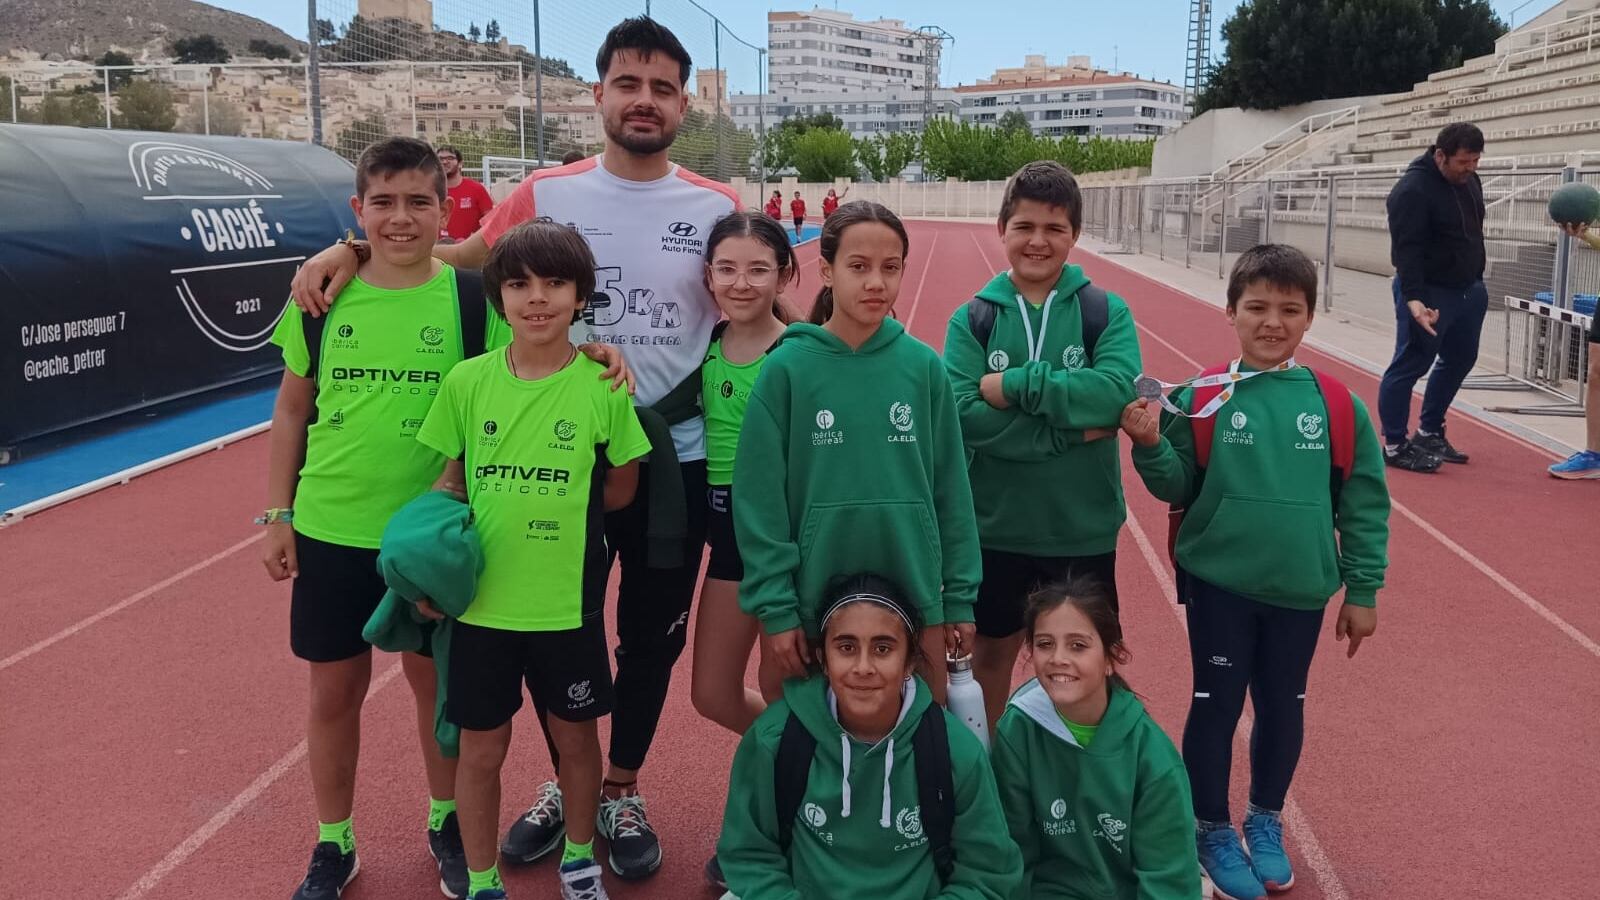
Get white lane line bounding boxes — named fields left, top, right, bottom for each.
left=0, top=532, right=266, bottom=672
left=1135, top=318, right=1600, bottom=661
left=113, top=661, right=405, bottom=900
left=900, top=232, right=942, bottom=333
left=1125, top=509, right=1351, bottom=900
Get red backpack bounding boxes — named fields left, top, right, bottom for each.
left=1165, top=365, right=1358, bottom=567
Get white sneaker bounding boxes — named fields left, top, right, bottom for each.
left=558, top=859, right=608, bottom=900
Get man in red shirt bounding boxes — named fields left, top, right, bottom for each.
left=790, top=190, right=806, bottom=239
left=435, top=145, right=495, bottom=242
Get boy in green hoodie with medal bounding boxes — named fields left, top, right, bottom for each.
left=941, top=161, right=1142, bottom=733
left=1121, top=245, right=1389, bottom=900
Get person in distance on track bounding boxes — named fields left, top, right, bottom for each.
left=940, top=160, right=1141, bottom=737
left=1120, top=245, right=1391, bottom=900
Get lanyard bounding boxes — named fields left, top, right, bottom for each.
left=1136, top=358, right=1298, bottom=418
left=1013, top=289, right=1057, bottom=363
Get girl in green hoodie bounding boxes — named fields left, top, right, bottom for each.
left=991, top=579, right=1199, bottom=900
left=734, top=202, right=983, bottom=699
left=717, top=574, right=1022, bottom=900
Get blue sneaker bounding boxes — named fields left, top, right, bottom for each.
left=1550, top=449, right=1600, bottom=479
left=1197, top=827, right=1267, bottom=900
left=1243, top=812, right=1294, bottom=891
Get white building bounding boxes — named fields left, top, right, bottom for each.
left=728, top=85, right=958, bottom=140
left=767, top=8, right=940, bottom=94
left=956, top=67, right=1188, bottom=140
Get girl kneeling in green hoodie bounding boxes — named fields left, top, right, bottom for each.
left=717, top=574, right=1022, bottom=900
left=733, top=201, right=983, bottom=700
left=992, top=579, right=1199, bottom=899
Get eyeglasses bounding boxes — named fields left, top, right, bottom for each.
left=709, top=264, right=777, bottom=287
left=438, top=155, right=459, bottom=163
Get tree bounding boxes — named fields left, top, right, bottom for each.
left=485, top=19, right=501, bottom=43
left=921, top=119, right=1153, bottom=180
left=172, top=34, right=232, bottom=64
left=669, top=108, right=759, bottom=180
left=468, top=22, right=482, bottom=42
left=1197, top=0, right=1504, bottom=111
left=180, top=94, right=246, bottom=135
left=0, top=76, right=13, bottom=122
left=853, top=132, right=919, bottom=182
left=96, top=51, right=135, bottom=90
left=248, top=39, right=293, bottom=60
left=333, top=114, right=392, bottom=161
left=790, top=128, right=856, bottom=182
left=761, top=112, right=849, bottom=174
left=315, top=19, right=338, bottom=45
left=114, top=80, right=178, bottom=131
left=32, top=90, right=103, bottom=127
left=997, top=109, right=1031, bottom=136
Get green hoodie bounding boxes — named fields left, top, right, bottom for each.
left=1130, top=367, right=1390, bottom=609
left=942, top=267, right=1141, bottom=556
left=992, top=680, right=1198, bottom=900
left=734, top=319, right=982, bottom=634
left=718, top=676, right=1022, bottom=900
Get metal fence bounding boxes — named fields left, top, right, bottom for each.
left=0, top=0, right=765, bottom=182
left=1081, top=167, right=1600, bottom=413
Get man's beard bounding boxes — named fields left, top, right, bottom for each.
left=605, top=112, right=677, bottom=155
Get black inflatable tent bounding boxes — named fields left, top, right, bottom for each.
left=1, top=124, right=358, bottom=452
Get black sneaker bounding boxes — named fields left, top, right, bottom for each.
left=1385, top=439, right=1443, bottom=473
left=1412, top=429, right=1468, bottom=464
left=292, top=841, right=359, bottom=900
left=596, top=792, right=662, bottom=880
left=501, top=780, right=566, bottom=864
left=429, top=812, right=469, bottom=898
left=704, top=854, right=726, bottom=890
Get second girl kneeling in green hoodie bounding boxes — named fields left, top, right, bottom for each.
left=992, top=579, right=1199, bottom=900
left=734, top=201, right=982, bottom=698
left=717, top=574, right=1022, bottom=900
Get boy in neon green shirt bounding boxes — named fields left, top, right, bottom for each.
left=263, top=137, right=474, bottom=900
left=417, top=220, right=651, bottom=900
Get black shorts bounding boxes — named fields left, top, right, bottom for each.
left=445, top=616, right=615, bottom=731
left=705, top=484, right=743, bottom=582
left=974, top=548, right=1119, bottom=639
left=290, top=532, right=433, bottom=662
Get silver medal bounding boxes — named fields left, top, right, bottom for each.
left=1135, top=375, right=1163, bottom=401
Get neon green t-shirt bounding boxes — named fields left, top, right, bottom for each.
left=1059, top=711, right=1099, bottom=749
left=270, top=265, right=468, bottom=548
left=701, top=336, right=769, bottom=486
left=417, top=349, right=652, bottom=631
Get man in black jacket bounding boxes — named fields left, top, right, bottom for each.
left=1377, top=122, right=1487, bottom=473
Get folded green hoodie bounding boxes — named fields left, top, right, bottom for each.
left=718, top=675, right=1022, bottom=900
left=734, top=318, right=982, bottom=634
left=942, top=267, right=1141, bottom=556
left=992, top=679, right=1198, bottom=900
left=364, top=489, right=483, bottom=757
left=1130, top=367, right=1391, bottom=608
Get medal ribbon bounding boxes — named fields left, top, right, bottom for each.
left=1138, top=358, right=1298, bottom=418
left=1013, top=289, right=1057, bottom=363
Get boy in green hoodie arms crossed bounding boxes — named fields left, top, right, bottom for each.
left=942, top=161, right=1142, bottom=733
left=1121, top=245, right=1389, bottom=900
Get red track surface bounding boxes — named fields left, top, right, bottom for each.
left=4, top=220, right=1597, bottom=900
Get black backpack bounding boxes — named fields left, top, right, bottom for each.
left=774, top=704, right=957, bottom=883
left=965, top=283, right=1110, bottom=364
left=303, top=268, right=488, bottom=379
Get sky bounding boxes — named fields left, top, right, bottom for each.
left=222, top=0, right=1554, bottom=92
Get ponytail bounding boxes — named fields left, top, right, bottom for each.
left=808, top=287, right=834, bottom=325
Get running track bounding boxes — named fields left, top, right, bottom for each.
left=3, top=220, right=1597, bottom=900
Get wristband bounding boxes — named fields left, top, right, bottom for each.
left=255, top=508, right=294, bottom=525
left=340, top=229, right=371, bottom=264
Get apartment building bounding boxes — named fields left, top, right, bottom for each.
left=767, top=8, right=939, bottom=94
left=957, top=62, right=1188, bottom=140
left=727, top=85, right=957, bottom=140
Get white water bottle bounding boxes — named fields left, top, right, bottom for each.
left=945, top=654, right=990, bottom=751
